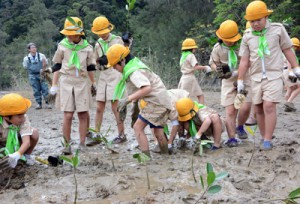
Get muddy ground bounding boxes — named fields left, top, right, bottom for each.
left=0, top=90, right=299, bottom=204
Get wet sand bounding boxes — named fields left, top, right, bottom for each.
left=0, top=91, right=299, bottom=203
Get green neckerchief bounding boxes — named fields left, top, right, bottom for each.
left=163, top=125, right=169, bottom=135
left=252, top=28, right=270, bottom=58
left=113, top=57, right=152, bottom=101
left=292, top=48, right=299, bottom=64
left=180, top=51, right=192, bottom=66
left=60, top=38, right=90, bottom=70
left=189, top=102, right=206, bottom=137
left=222, top=43, right=239, bottom=70
left=98, top=34, right=116, bottom=54
left=0, top=116, right=25, bottom=161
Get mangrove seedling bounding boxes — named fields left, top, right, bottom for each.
left=245, top=124, right=258, bottom=167
left=60, top=149, right=80, bottom=204
left=265, top=187, right=300, bottom=203
left=195, top=162, right=228, bottom=203
left=133, top=153, right=151, bottom=190
left=191, top=139, right=214, bottom=183
left=88, top=126, right=118, bottom=170
left=0, top=147, right=5, bottom=159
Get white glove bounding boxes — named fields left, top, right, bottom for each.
left=288, top=69, right=298, bottom=83
left=204, top=66, right=212, bottom=73
left=237, top=80, right=245, bottom=93
left=293, top=67, right=300, bottom=79
left=8, top=151, right=21, bottom=168
left=231, top=70, right=238, bottom=78
left=49, top=86, right=58, bottom=95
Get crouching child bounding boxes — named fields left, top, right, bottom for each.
left=0, top=93, right=39, bottom=170
left=175, top=98, right=224, bottom=151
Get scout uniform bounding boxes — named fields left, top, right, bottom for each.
left=94, top=33, right=124, bottom=101
left=53, top=38, right=95, bottom=112
left=178, top=38, right=203, bottom=99
left=239, top=20, right=292, bottom=104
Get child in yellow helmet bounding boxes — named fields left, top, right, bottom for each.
left=49, top=17, right=96, bottom=154
left=0, top=93, right=39, bottom=169
left=178, top=38, right=212, bottom=104
left=91, top=16, right=126, bottom=144
left=237, top=1, right=300, bottom=150
left=106, top=44, right=177, bottom=156
left=282, top=37, right=300, bottom=112
left=175, top=98, right=224, bottom=151
left=209, top=20, right=252, bottom=147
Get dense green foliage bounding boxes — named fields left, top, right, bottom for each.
left=0, top=0, right=299, bottom=88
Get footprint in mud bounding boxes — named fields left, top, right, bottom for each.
left=276, top=154, right=292, bottom=161
left=95, top=185, right=114, bottom=199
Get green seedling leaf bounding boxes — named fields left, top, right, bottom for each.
left=207, top=171, right=216, bottom=186
left=67, top=16, right=78, bottom=27
left=215, top=172, right=229, bottom=181
left=127, top=0, right=136, bottom=10
left=200, top=175, right=205, bottom=189
left=199, top=144, right=203, bottom=156
left=0, top=147, right=5, bottom=152
left=133, top=153, right=139, bottom=159
left=0, top=153, right=4, bottom=158
left=208, top=185, right=222, bottom=194
left=206, top=163, right=213, bottom=174
left=133, top=153, right=150, bottom=164
left=201, top=140, right=214, bottom=145
left=102, top=137, right=108, bottom=144
left=72, top=149, right=80, bottom=167
left=60, top=155, right=73, bottom=166
left=88, top=128, right=97, bottom=133
left=288, top=187, right=300, bottom=199
left=283, top=198, right=298, bottom=204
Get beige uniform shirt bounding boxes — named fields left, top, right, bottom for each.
left=52, top=38, right=95, bottom=112
left=178, top=53, right=203, bottom=97
left=239, top=21, right=292, bottom=82
left=94, top=34, right=124, bottom=101
left=0, top=115, right=33, bottom=141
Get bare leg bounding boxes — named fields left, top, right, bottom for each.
left=287, top=86, right=300, bottom=102
left=153, top=128, right=168, bottom=154
left=197, top=95, right=204, bottom=104
left=210, top=114, right=222, bottom=147
left=285, top=86, right=292, bottom=101
left=263, top=101, right=277, bottom=141
left=237, top=102, right=251, bottom=126
left=77, top=111, right=88, bottom=145
left=111, top=100, right=125, bottom=135
left=168, top=125, right=179, bottom=144
left=133, top=118, right=149, bottom=152
left=95, top=101, right=106, bottom=132
left=63, top=111, right=74, bottom=143
left=197, top=117, right=212, bottom=136
left=225, top=105, right=237, bottom=138
left=25, top=128, right=39, bottom=154
left=254, top=103, right=265, bottom=139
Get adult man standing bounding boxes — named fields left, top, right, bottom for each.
left=23, top=43, right=51, bottom=109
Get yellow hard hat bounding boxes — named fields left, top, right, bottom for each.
left=182, top=38, right=198, bottom=51
left=106, top=44, right=130, bottom=67
left=216, top=20, right=241, bottom=43
left=246, top=21, right=251, bottom=29
left=175, top=98, right=199, bottom=122
left=244, top=1, right=273, bottom=21
left=0, top=93, right=31, bottom=116
left=91, top=16, right=114, bottom=35
left=60, top=17, right=85, bottom=36
left=291, top=37, right=300, bottom=47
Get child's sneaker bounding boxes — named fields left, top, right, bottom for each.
left=225, top=138, right=238, bottom=147
left=236, top=126, right=248, bottom=139
left=262, top=140, right=273, bottom=150
left=24, top=154, right=35, bottom=166
left=210, top=146, right=221, bottom=151
left=112, top=134, right=127, bottom=144
left=151, top=144, right=161, bottom=153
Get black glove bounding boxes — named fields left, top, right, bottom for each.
left=91, top=83, right=97, bottom=97
left=122, top=32, right=132, bottom=44
left=96, top=55, right=108, bottom=66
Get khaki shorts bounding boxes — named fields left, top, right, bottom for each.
left=282, top=69, right=300, bottom=88
left=96, top=68, right=122, bottom=101
left=59, top=74, right=91, bottom=112
left=139, top=101, right=169, bottom=126
left=251, top=78, right=283, bottom=104
left=178, top=74, right=203, bottom=97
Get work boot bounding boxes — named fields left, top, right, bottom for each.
left=284, top=102, right=296, bottom=112
left=35, top=103, right=42, bottom=110
left=61, top=145, right=72, bottom=155
left=45, top=103, right=52, bottom=109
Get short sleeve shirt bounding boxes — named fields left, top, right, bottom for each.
left=180, top=53, right=198, bottom=74
left=127, top=69, right=173, bottom=110
left=52, top=38, right=95, bottom=76
left=209, top=43, right=239, bottom=70
left=239, top=21, right=292, bottom=82
left=94, top=34, right=124, bottom=58
left=0, top=115, right=33, bottom=140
